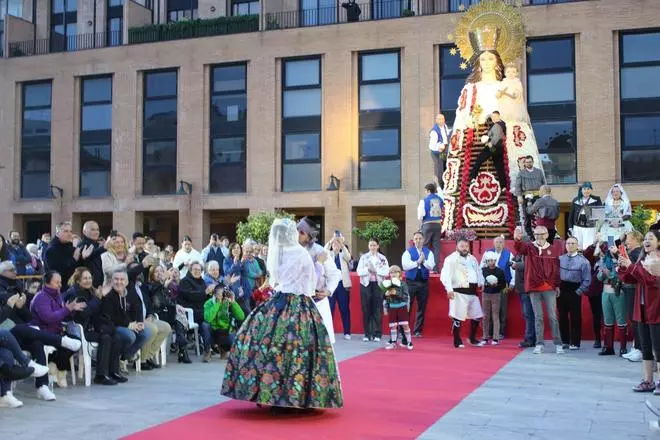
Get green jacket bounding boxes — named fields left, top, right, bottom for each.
left=203, top=297, right=245, bottom=331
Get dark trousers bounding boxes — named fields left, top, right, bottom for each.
left=407, top=280, right=429, bottom=334
left=11, top=324, right=63, bottom=388
left=329, top=281, right=351, bottom=335
left=172, top=320, right=188, bottom=349
left=520, top=293, right=536, bottom=344
left=638, top=321, right=660, bottom=362
left=422, top=222, right=442, bottom=271
left=211, top=329, right=236, bottom=352
left=470, top=145, right=506, bottom=186
left=522, top=196, right=540, bottom=239
left=86, top=330, right=122, bottom=377
left=360, top=281, right=383, bottom=339
left=430, top=151, right=445, bottom=188
left=624, top=286, right=641, bottom=350
left=558, top=281, right=582, bottom=346
left=588, top=293, right=603, bottom=341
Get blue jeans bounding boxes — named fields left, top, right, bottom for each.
left=200, top=322, right=212, bottom=352
left=116, top=326, right=152, bottom=360
left=519, top=293, right=536, bottom=344
left=0, top=348, right=14, bottom=396
left=329, top=282, right=351, bottom=335
left=0, top=329, right=31, bottom=367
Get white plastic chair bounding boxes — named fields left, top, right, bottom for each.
left=72, top=323, right=97, bottom=387
left=183, top=308, right=200, bottom=356
left=157, top=337, right=168, bottom=366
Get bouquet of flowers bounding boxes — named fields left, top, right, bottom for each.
left=445, top=228, right=478, bottom=242
left=251, top=282, right=273, bottom=306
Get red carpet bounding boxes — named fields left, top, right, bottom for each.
left=124, top=339, right=519, bottom=440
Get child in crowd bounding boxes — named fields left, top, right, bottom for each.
left=380, top=265, right=413, bottom=350
left=480, top=252, right=507, bottom=346
left=252, top=280, right=274, bottom=307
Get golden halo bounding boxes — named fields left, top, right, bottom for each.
left=454, top=0, right=526, bottom=65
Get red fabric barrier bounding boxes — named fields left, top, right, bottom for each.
left=339, top=239, right=597, bottom=340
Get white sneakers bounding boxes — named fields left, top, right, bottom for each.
left=0, top=392, right=23, bottom=408
left=532, top=345, right=565, bottom=354
left=61, top=336, right=82, bottom=352
left=623, top=348, right=643, bottom=362
left=533, top=345, right=544, bottom=354
left=373, top=337, right=381, bottom=342
left=343, top=335, right=351, bottom=340
left=28, top=360, right=49, bottom=378
left=36, top=385, right=56, bottom=401
left=555, top=345, right=565, bottom=354
left=569, top=345, right=580, bottom=350
left=362, top=337, right=369, bottom=342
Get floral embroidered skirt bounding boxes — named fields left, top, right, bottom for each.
left=220, top=291, right=343, bottom=408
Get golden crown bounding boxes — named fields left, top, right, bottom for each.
left=469, top=27, right=501, bottom=53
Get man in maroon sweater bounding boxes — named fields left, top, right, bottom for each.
left=514, top=225, right=564, bottom=354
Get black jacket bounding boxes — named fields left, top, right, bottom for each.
left=77, top=236, right=107, bottom=288
left=568, top=195, right=603, bottom=231
left=100, top=290, right=133, bottom=329
left=178, top=274, right=208, bottom=312
left=44, top=237, right=79, bottom=286
left=482, top=266, right=507, bottom=294
left=63, top=285, right=104, bottom=333
left=0, top=276, right=31, bottom=325
left=126, top=282, right=152, bottom=322
left=147, top=282, right=176, bottom=322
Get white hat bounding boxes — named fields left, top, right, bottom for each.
left=483, top=251, right=498, bottom=262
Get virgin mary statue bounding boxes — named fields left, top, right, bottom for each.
left=441, top=0, right=543, bottom=236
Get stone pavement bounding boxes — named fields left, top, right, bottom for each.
left=0, top=338, right=656, bottom=439
left=421, top=342, right=656, bottom=440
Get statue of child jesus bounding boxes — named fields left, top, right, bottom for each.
left=496, top=61, right=528, bottom=124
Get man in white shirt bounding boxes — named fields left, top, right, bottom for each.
left=428, top=113, right=450, bottom=189
left=401, top=231, right=436, bottom=338
left=440, top=239, right=485, bottom=348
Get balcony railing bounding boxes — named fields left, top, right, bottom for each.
left=128, top=15, right=259, bottom=45
left=8, top=31, right=122, bottom=58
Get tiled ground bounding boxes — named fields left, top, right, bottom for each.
left=0, top=338, right=655, bottom=439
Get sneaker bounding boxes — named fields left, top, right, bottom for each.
left=385, top=343, right=396, bottom=350
left=556, top=345, right=565, bottom=354
left=533, top=345, right=544, bottom=354
left=362, top=337, right=369, bottom=342
left=373, top=337, right=381, bottom=342
left=28, top=360, right=49, bottom=378
left=625, top=348, right=643, bottom=362
left=519, top=340, right=534, bottom=348
left=478, top=339, right=488, bottom=347
left=36, top=385, right=56, bottom=401
left=56, top=370, right=68, bottom=388
left=61, top=336, right=82, bottom=352
left=569, top=345, right=580, bottom=350
left=633, top=380, right=656, bottom=393
left=455, top=343, right=465, bottom=349
left=343, top=334, right=351, bottom=340
left=414, top=332, right=423, bottom=338
left=406, top=343, right=414, bottom=351
left=562, top=344, right=570, bottom=350
left=0, top=392, right=23, bottom=408
left=203, top=351, right=212, bottom=363
left=491, top=340, right=499, bottom=346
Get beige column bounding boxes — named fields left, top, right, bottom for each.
left=111, top=69, right=139, bottom=202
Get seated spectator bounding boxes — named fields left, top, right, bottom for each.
left=173, top=236, right=203, bottom=278
left=101, top=232, right=131, bottom=288
left=100, top=270, right=150, bottom=373
left=30, top=271, right=86, bottom=389
left=178, top=261, right=213, bottom=362
left=25, top=243, right=44, bottom=275
left=165, top=267, right=180, bottom=301
left=0, top=329, right=49, bottom=408
left=0, top=262, right=81, bottom=401
left=0, top=234, right=8, bottom=263
left=64, top=267, right=123, bottom=385
left=146, top=266, right=190, bottom=364
left=126, top=270, right=171, bottom=370
left=7, top=231, right=32, bottom=276
left=203, top=285, right=245, bottom=359
left=203, top=261, right=222, bottom=287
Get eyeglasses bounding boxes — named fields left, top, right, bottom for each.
left=533, top=233, right=548, bottom=237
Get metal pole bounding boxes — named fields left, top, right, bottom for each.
left=92, top=0, right=96, bottom=47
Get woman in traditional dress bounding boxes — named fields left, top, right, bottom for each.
left=568, top=182, right=603, bottom=250
left=221, top=218, right=343, bottom=414
left=599, top=183, right=633, bottom=240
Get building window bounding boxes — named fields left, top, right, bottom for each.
left=620, top=30, right=660, bottom=182
left=439, top=45, right=469, bottom=127
left=372, top=0, right=403, bottom=19
left=143, top=70, right=178, bottom=195
left=359, top=51, right=401, bottom=189
left=167, top=0, right=197, bottom=22
left=210, top=64, right=247, bottom=193
left=80, top=76, right=112, bottom=197
left=527, top=36, right=576, bottom=184
left=448, top=0, right=480, bottom=12
left=281, top=57, right=322, bottom=192
left=21, top=81, right=52, bottom=199
left=300, top=0, right=336, bottom=26
left=51, top=0, right=77, bottom=52
left=231, top=0, right=260, bottom=16
left=107, top=0, right=123, bottom=46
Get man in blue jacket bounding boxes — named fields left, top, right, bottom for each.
left=416, top=183, right=444, bottom=272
